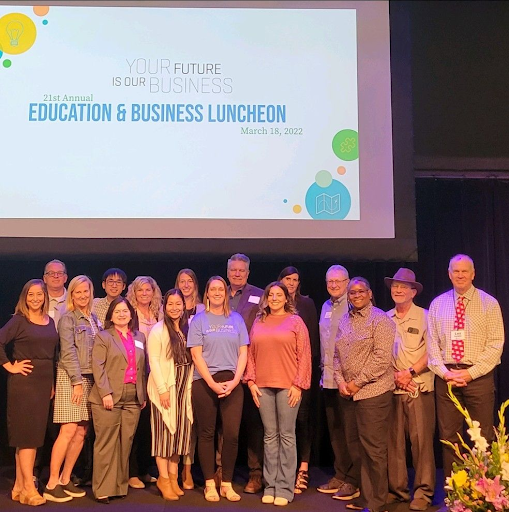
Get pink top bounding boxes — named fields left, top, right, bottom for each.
left=245, top=313, right=311, bottom=390
left=117, top=330, right=137, bottom=384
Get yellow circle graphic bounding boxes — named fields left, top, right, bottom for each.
left=0, top=13, right=37, bottom=55
left=293, top=205, right=302, bottom=214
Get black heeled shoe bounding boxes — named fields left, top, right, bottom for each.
left=96, top=497, right=109, bottom=504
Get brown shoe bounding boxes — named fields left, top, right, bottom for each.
left=244, top=475, right=263, bottom=494
left=156, top=476, right=179, bottom=501
left=169, top=474, right=184, bottom=496
left=410, top=497, right=430, bottom=511
left=181, top=464, right=194, bottom=490
left=128, top=477, right=145, bottom=489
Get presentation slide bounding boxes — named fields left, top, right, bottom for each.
left=0, top=1, right=395, bottom=240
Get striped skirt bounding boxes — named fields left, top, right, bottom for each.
left=53, top=366, right=93, bottom=423
left=151, top=363, right=192, bottom=457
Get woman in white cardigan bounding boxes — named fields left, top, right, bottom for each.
left=147, top=289, right=193, bottom=501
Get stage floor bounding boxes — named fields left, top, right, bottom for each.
left=0, top=466, right=446, bottom=511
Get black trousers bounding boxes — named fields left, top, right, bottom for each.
left=435, top=371, right=495, bottom=478
left=343, top=391, right=392, bottom=512
left=192, top=371, right=243, bottom=482
left=323, top=388, right=355, bottom=484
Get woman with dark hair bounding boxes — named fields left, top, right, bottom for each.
left=188, top=276, right=249, bottom=502
left=333, top=277, right=395, bottom=512
left=0, top=279, right=58, bottom=506
left=175, top=268, right=205, bottom=323
left=277, top=266, right=319, bottom=494
left=89, top=297, right=147, bottom=503
left=147, top=289, right=193, bottom=501
left=246, top=281, right=311, bottom=506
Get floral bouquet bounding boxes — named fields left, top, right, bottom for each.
left=444, top=384, right=509, bottom=511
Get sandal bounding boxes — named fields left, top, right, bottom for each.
left=294, top=470, right=309, bottom=494
left=220, top=484, right=241, bottom=502
left=20, top=490, right=46, bottom=506
left=204, top=484, right=220, bottom=502
left=11, top=489, right=21, bottom=502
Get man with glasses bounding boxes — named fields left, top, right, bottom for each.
left=385, top=269, right=434, bottom=511
left=43, top=259, right=68, bottom=325
left=334, top=277, right=395, bottom=512
left=317, top=265, right=359, bottom=501
left=92, top=268, right=127, bottom=326
left=35, top=259, right=69, bottom=488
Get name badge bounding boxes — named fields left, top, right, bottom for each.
left=134, top=340, right=144, bottom=349
left=325, top=311, right=332, bottom=319
left=248, top=295, right=261, bottom=304
left=451, top=330, right=465, bottom=341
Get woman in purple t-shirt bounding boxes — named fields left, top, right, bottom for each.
left=188, top=276, right=249, bottom=503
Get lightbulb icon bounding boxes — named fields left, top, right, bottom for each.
left=6, top=20, right=24, bottom=47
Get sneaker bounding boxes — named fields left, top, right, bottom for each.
left=317, top=477, right=345, bottom=494
left=61, top=480, right=86, bottom=498
left=332, top=482, right=361, bottom=501
left=43, top=485, right=73, bottom=503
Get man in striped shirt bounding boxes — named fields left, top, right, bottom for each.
left=427, top=254, right=505, bottom=480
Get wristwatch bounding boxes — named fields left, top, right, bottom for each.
left=408, top=367, right=417, bottom=377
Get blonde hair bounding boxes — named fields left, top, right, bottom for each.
left=126, top=276, right=163, bottom=320
left=204, top=276, right=230, bottom=317
left=15, top=279, right=49, bottom=318
left=65, top=275, right=94, bottom=313
left=175, top=268, right=202, bottom=307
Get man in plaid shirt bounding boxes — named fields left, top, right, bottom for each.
left=427, top=254, right=505, bottom=480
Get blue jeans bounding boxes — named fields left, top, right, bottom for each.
left=258, top=388, right=301, bottom=502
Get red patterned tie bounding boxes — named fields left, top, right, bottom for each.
left=452, top=296, right=465, bottom=362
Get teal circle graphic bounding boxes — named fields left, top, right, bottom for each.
left=42, top=20, right=48, bottom=25
left=315, top=170, right=333, bottom=188
left=332, top=129, right=359, bottom=161
left=305, top=179, right=351, bottom=220
left=0, top=50, right=2, bottom=59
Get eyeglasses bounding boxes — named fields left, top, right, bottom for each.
left=327, top=279, right=348, bottom=286
left=44, top=271, right=66, bottom=277
left=348, top=289, right=369, bottom=297
left=106, top=280, right=124, bottom=286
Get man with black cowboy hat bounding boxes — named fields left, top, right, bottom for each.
left=385, top=269, right=435, bottom=511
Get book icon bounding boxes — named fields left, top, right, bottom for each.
left=316, top=193, right=340, bottom=215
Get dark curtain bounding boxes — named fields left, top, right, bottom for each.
left=0, top=178, right=508, bottom=466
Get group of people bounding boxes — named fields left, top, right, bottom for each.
left=0, top=253, right=504, bottom=512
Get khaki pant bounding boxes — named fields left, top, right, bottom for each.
left=388, top=392, right=435, bottom=503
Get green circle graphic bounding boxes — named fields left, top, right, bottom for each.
left=332, top=129, right=359, bottom=161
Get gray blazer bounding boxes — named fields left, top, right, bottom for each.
left=89, top=327, right=146, bottom=406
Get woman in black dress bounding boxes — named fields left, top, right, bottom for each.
left=0, top=279, right=59, bottom=506
left=277, top=266, right=319, bottom=495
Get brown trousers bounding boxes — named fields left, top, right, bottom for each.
left=388, top=391, right=435, bottom=503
